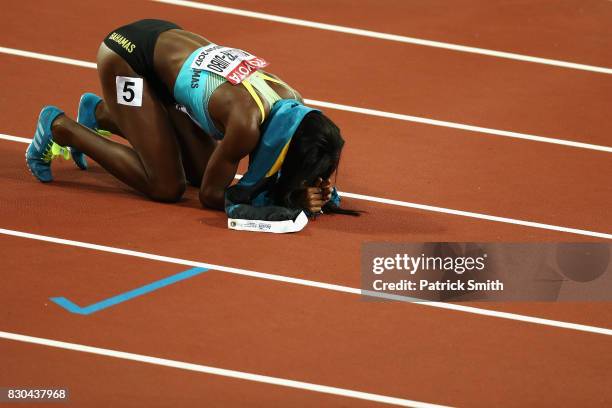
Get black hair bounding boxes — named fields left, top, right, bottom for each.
left=272, top=112, right=361, bottom=216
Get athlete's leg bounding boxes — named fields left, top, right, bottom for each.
left=52, top=44, right=186, bottom=202
left=93, top=100, right=123, bottom=135
left=85, top=96, right=216, bottom=187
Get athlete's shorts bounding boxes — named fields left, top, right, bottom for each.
left=103, top=19, right=181, bottom=102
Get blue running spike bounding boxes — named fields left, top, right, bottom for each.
left=25, top=106, right=65, bottom=183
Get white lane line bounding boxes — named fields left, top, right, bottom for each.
left=1, top=46, right=611, bottom=154
left=1, top=227, right=611, bottom=336
left=339, top=192, right=612, bottom=240
left=0, top=46, right=96, bottom=69
left=153, top=0, right=612, bottom=75
left=0, top=331, right=448, bottom=408
left=2, top=133, right=611, bottom=240
left=0, top=134, right=32, bottom=144
left=306, top=100, right=612, bottom=153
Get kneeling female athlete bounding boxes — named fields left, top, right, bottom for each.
left=26, top=19, right=358, bottom=219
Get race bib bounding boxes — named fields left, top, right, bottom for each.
left=228, top=211, right=308, bottom=234
left=190, top=44, right=269, bottom=85
left=115, top=76, right=143, bottom=107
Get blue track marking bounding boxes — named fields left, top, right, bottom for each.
left=50, top=267, right=208, bottom=315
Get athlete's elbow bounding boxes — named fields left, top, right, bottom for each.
left=199, top=186, right=225, bottom=210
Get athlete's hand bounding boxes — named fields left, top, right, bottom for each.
left=296, top=178, right=333, bottom=214
left=318, top=178, right=333, bottom=203
left=298, top=185, right=325, bottom=213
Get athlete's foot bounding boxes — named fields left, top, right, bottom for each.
left=25, top=106, right=66, bottom=183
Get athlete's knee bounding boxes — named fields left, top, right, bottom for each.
left=147, top=179, right=186, bottom=203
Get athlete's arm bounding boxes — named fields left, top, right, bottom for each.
left=199, top=113, right=260, bottom=210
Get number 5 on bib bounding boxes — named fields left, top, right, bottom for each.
left=116, top=76, right=143, bottom=107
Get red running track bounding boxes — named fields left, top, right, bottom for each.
left=1, top=1, right=611, bottom=407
